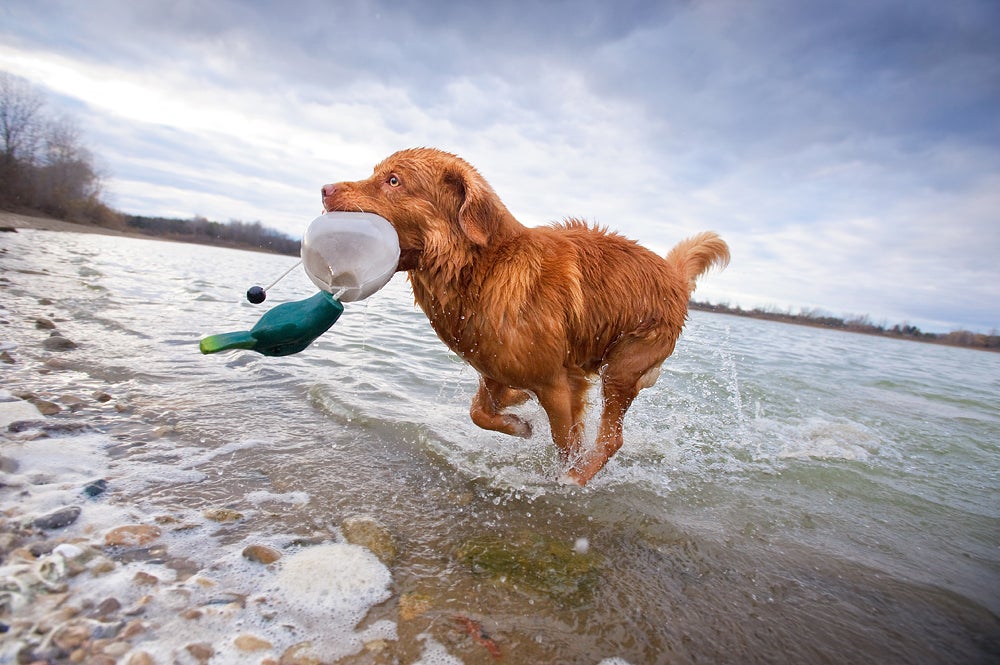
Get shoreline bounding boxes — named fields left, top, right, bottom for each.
left=0, top=211, right=153, bottom=239
left=0, top=211, right=294, bottom=256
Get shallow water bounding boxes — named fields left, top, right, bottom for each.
left=1, top=229, right=998, bottom=664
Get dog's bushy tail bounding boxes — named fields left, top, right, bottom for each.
left=665, top=231, right=730, bottom=294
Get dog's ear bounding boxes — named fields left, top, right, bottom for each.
left=444, top=167, right=503, bottom=247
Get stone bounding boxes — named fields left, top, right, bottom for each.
left=59, top=394, right=87, bottom=411
left=186, top=642, right=214, bottom=664
left=92, top=391, right=113, bottom=403
left=104, top=525, right=162, bottom=547
left=83, top=479, right=108, bottom=497
left=280, top=642, right=323, bottom=665
left=43, top=334, right=78, bottom=351
left=35, top=318, right=56, bottom=330
left=341, top=516, right=398, bottom=566
left=94, top=597, right=122, bottom=618
left=29, top=397, right=61, bottom=415
left=0, top=350, right=14, bottom=364
left=33, top=505, right=82, bottom=530
left=203, top=508, right=243, bottom=523
left=133, top=571, right=159, bottom=585
left=399, top=592, right=433, bottom=620
left=242, top=544, right=281, bottom=565
left=457, top=531, right=601, bottom=605
left=127, top=651, right=156, bottom=665
left=52, top=621, right=91, bottom=650
left=234, top=634, right=273, bottom=652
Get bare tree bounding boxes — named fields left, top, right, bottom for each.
left=0, top=72, right=45, bottom=164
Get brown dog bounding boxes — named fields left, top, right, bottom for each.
left=321, top=148, right=729, bottom=485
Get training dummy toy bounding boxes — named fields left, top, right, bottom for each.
left=199, top=211, right=399, bottom=357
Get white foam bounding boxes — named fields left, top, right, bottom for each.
left=245, top=489, right=310, bottom=505
left=0, top=400, right=43, bottom=429
left=274, top=543, right=392, bottom=618
left=412, top=633, right=465, bottom=665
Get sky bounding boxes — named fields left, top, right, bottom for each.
left=1, top=0, right=998, bottom=334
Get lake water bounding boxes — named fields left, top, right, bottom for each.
left=1, top=229, right=998, bottom=664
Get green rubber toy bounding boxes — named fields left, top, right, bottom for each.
left=199, top=291, right=344, bottom=357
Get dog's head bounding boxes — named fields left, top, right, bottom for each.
left=321, top=148, right=517, bottom=271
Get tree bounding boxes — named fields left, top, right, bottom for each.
left=0, top=71, right=44, bottom=164
left=0, top=70, right=117, bottom=226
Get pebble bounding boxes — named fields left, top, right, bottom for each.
left=280, top=641, right=324, bottom=665
left=83, top=478, right=108, bottom=497
left=0, top=350, right=14, bottom=364
left=33, top=505, right=82, bottom=530
left=399, top=592, right=433, bottom=621
left=203, top=508, right=243, bottom=523
left=29, top=397, right=62, bottom=415
left=234, top=634, right=273, bottom=652
left=341, top=515, right=398, bottom=566
left=35, top=317, right=56, bottom=330
left=186, top=642, right=214, bottom=663
left=43, top=333, right=78, bottom=351
left=104, top=524, right=162, bottom=547
left=127, top=652, right=155, bottom=665
left=242, top=544, right=281, bottom=564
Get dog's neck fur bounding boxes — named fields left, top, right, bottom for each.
left=407, top=209, right=525, bottom=360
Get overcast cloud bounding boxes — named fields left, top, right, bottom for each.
left=2, top=0, right=998, bottom=333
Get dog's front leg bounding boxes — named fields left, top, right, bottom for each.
left=469, top=376, right=532, bottom=438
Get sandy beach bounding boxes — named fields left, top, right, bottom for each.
left=0, top=211, right=148, bottom=238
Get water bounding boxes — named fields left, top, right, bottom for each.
left=1, top=229, right=998, bottom=664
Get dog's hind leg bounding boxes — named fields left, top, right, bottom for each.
left=563, top=333, right=674, bottom=485
left=470, top=376, right=533, bottom=438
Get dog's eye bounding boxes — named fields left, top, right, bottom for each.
left=387, top=175, right=401, bottom=187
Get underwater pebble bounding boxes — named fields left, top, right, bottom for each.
left=94, top=597, right=122, bottom=618
left=126, top=651, right=155, bottom=665
left=33, top=505, right=82, bottom=530
left=133, top=571, right=159, bottom=586
left=280, top=641, right=324, bottom=665
left=28, top=396, right=61, bottom=415
left=341, top=515, right=398, bottom=566
left=242, top=544, right=281, bottom=564
left=58, top=394, right=87, bottom=411
left=42, top=334, right=78, bottom=351
left=185, top=642, right=215, bottom=663
left=0, top=350, right=14, bottom=364
left=104, top=524, right=162, bottom=547
left=203, top=508, right=243, bottom=523
left=399, top=592, right=433, bottom=621
left=234, top=633, right=273, bottom=652
left=83, top=478, right=108, bottom=497
left=35, top=317, right=56, bottom=330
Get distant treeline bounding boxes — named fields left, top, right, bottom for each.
left=690, top=301, right=1000, bottom=352
left=123, top=214, right=299, bottom=255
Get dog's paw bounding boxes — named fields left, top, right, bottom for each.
left=508, top=416, right=532, bottom=438
left=557, top=470, right=586, bottom=487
